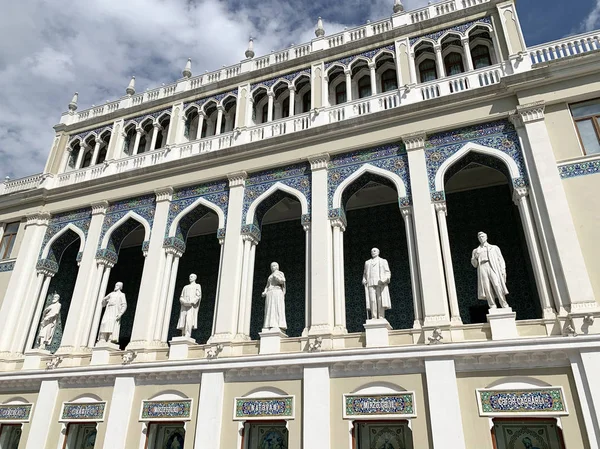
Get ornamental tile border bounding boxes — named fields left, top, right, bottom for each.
left=139, top=399, right=193, bottom=421
left=72, top=125, right=114, bottom=143
left=476, top=388, right=568, bottom=417
left=327, top=143, right=410, bottom=211
left=60, top=402, right=106, bottom=422
left=558, top=159, right=600, bottom=179
left=233, top=396, right=295, bottom=420
left=425, top=119, right=527, bottom=193
left=250, top=69, right=311, bottom=91
left=39, top=208, right=92, bottom=261
left=0, top=403, right=33, bottom=423
left=343, top=392, right=417, bottom=419
left=410, top=16, right=492, bottom=46
left=324, top=44, right=395, bottom=70
left=0, top=260, right=15, bottom=272
left=184, top=89, right=238, bottom=111
left=124, top=107, right=172, bottom=128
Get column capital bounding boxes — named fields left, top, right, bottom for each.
left=368, top=61, right=376, bottom=69
left=434, top=45, right=442, bottom=53
left=288, top=85, right=297, bottom=92
left=217, top=105, right=226, bottom=112
left=308, top=153, right=330, bottom=170
left=344, top=68, right=352, bottom=76
left=90, top=200, right=109, bottom=216
left=400, top=206, right=413, bottom=218
left=25, top=211, right=51, bottom=227
left=135, top=126, right=144, bottom=134
left=330, top=219, right=346, bottom=231
left=516, top=101, right=545, bottom=123
left=228, top=171, right=248, bottom=187
left=95, top=137, right=103, bottom=145
left=461, top=37, right=470, bottom=45
left=153, top=122, right=163, bottom=130
left=402, top=132, right=426, bottom=151
left=267, top=90, right=275, bottom=98
left=433, top=201, right=447, bottom=214
left=512, top=186, right=529, bottom=205
left=36, top=259, right=58, bottom=277
left=154, top=186, right=174, bottom=202
left=242, top=233, right=259, bottom=245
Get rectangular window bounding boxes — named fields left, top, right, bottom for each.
left=353, top=421, right=413, bottom=449
left=570, top=99, right=600, bottom=155
left=492, top=418, right=565, bottom=449
left=243, top=421, right=288, bottom=449
left=146, top=422, right=185, bottom=449
left=0, top=424, right=22, bottom=449
left=64, top=423, right=97, bottom=449
left=0, top=222, right=19, bottom=260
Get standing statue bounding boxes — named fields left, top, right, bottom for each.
left=471, top=231, right=509, bottom=309
left=261, top=262, right=287, bottom=331
left=98, top=282, right=127, bottom=344
left=37, top=293, right=61, bottom=350
left=362, top=248, right=392, bottom=320
left=177, top=273, right=201, bottom=338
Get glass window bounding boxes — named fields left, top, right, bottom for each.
left=335, top=82, right=347, bottom=105
left=571, top=99, right=600, bottom=155
left=0, top=424, right=22, bottom=449
left=146, top=423, right=185, bottom=449
left=245, top=422, right=288, bottom=449
left=353, top=421, right=413, bottom=449
left=97, top=147, right=107, bottom=165
left=81, top=148, right=93, bottom=168
left=64, top=423, right=97, bottom=449
left=419, top=59, right=438, bottom=83
left=492, top=418, right=565, bottom=449
left=444, top=52, right=465, bottom=76
left=282, top=97, right=290, bottom=118
left=358, top=75, right=372, bottom=99
left=471, top=44, right=492, bottom=69
left=261, top=104, right=269, bottom=123
left=302, top=91, right=311, bottom=113
left=381, top=69, right=398, bottom=92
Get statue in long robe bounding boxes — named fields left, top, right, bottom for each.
left=362, top=248, right=392, bottom=320
left=261, top=262, right=287, bottom=331
left=177, top=273, right=201, bottom=338
left=37, top=293, right=61, bottom=350
left=98, top=282, right=127, bottom=344
left=471, top=231, right=509, bottom=309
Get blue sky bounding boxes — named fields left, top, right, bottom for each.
left=0, top=0, right=599, bottom=179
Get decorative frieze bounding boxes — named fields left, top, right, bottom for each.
left=228, top=171, right=248, bottom=187
left=250, top=69, right=311, bottom=91
left=184, top=89, right=238, bottom=112
left=343, top=392, right=416, bottom=419
left=409, top=16, right=492, bottom=46
left=516, top=101, right=546, bottom=123
left=308, top=153, right=330, bottom=171
left=476, top=388, right=568, bottom=416
left=233, top=396, right=295, bottom=420
left=0, top=260, right=15, bottom=272
left=0, top=403, right=33, bottom=423
left=558, top=158, right=600, bottom=179
left=402, top=133, right=426, bottom=151
left=60, top=401, right=107, bottom=422
left=325, top=44, right=395, bottom=70
left=140, top=399, right=193, bottom=421
left=36, top=258, right=59, bottom=276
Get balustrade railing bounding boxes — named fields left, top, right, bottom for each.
left=529, top=31, right=600, bottom=64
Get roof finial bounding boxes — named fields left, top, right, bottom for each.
left=245, top=37, right=255, bottom=59
left=393, top=0, right=404, bottom=13
left=126, top=76, right=136, bottom=96
left=182, top=58, right=192, bottom=78
left=68, top=92, right=78, bottom=113
left=315, top=17, right=325, bottom=38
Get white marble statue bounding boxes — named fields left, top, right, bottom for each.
left=37, top=293, right=61, bottom=350
left=471, top=231, right=509, bottom=309
left=98, top=282, right=127, bottom=344
left=362, top=248, right=392, bottom=320
left=261, top=262, right=287, bottom=331
left=177, top=273, right=201, bottom=338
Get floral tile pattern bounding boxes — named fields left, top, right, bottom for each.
left=234, top=396, right=294, bottom=420
left=39, top=208, right=91, bottom=260
left=325, top=44, right=395, bottom=69
left=124, top=107, right=172, bottom=129
left=72, top=125, right=113, bottom=143
left=344, top=393, right=415, bottom=418
left=0, top=260, right=15, bottom=272
left=478, top=388, right=567, bottom=416
left=410, top=16, right=492, bottom=46
left=61, top=402, right=106, bottom=422
left=184, top=89, right=238, bottom=111
left=558, top=159, right=600, bottom=179
left=0, top=404, right=32, bottom=422
left=140, top=399, right=192, bottom=421
left=250, top=69, right=311, bottom=91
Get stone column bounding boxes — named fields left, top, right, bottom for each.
left=236, top=234, right=258, bottom=340
left=434, top=202, right=461, bottom=324
left=323, top=75, right=330, bottom=107
left=60, top=147, right=73, bottom=172
left=570, top=351, right=600, bottom=449
left=160, top=253, right=181, bottom=341
left=344, top=69, right=352, bottom=102
left=303, top=367, right=331, bottom=449
left=308, top=155, right=334, bottom=335
left=331, top=219, right=346, bottom=334
left=154, top=245, right=183, bottom=342
left=303, top=221, right=311, bottom=335
left=461, top=38, right=474, bottom=72
left=434, top=46, right=445, bottom=78
left=197, top=111, right=206, bottom=140
left=59, top=201, right=109, bottom=352
left=23, top=268, right=56, bottom=351
left=75, top=143, right=86, bottom=169
left=102, top=377, right=136, bottom=449
left=400, top=207, right=423, bottom=327
left=210, top=172, right=247, bottom=343
left=24, top=380, right=59, bottom=449
left=267, top=91, right=274, bottom=122
left=132, top=127, right=143, bottom=155
left=149, top=123, right=161, bottom=151
left=0, top=212, right=50, bottom=355
left=403, top=134, right=450, bottom=326
left=408, top=51, right=418, bottom=84
left=368, top=62, right=377, bottom=96
left=194, top=372, right=225, bottom=449
left=127, top=187, right=174, bottom=350
left=513, top=103, right=597, bottom=316
left=215, top=106, right=224, bottom=135
left=90, top=138, right=102, bottom=166
left=86, top=260, right=114, bottom=347
left=288, top=86, right=296, bottom=117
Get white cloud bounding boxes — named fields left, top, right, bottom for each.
left=581, top=0, right=600, bottom=32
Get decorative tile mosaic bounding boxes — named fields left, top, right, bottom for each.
left=425, top=120, right=527, bottom=193
left=72, top=125, right=113, bottom=143
left=477, top=388, right=568, bottom=416
left=234, top=396, right=294, bottom=420
left=39, top=208, right=91, bottom=262
left=241, top=223, right=262, bottom=242
left=0, top=260, right=15, bottom=272
left=410, top=16, right=492, bottom=46
left=36, top=258, right=59, bottom=275
left=327, top=143, right=410, bottom=211
left=325, top=44, right=395, bottom=70
left=124, top=107, right=172, bottom=128
left=184, top=89, right=238, bottom=111
left=344, top=393, right=416, bottom=419
left=250, top=69, right=311, bottom=91
left=60, top=402, right=106, bottom=422
left=163, top=236, right=187, bottom=254
left=140, top=399, right=192, bottom=421
left=558, top=158, right=600, bottom=179
left=0, top=403, right=32, bottom=422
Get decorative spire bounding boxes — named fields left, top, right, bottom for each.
left=126, top=76, right=136, bottom=96
left=68, top=92, right=78, bottom=113
left=393, top=0, right=404, bottom=13
left=245, top=37, right=255, bottom=59
left=182, top=58, right=192, bottom=78
left=315, top=17, right=325, bottom=37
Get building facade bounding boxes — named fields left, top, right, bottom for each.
left=0, top=0, right=599, bottom=448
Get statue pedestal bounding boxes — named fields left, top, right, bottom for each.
left=487, top=307, right=518, bottom=340
left=259, top=329, right=287, bottom=355
left=364, top=319, right=392, bottom=347
left=169, top=336, right=196, bottom=360
left=22, top=349, right=50, bottom=370
left=91, top=342, right=120, bottom=365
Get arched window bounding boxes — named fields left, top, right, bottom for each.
left=81, top=149, right=93, bottom=168
left=335, top=83, right=347, bottom=105
left=261, top=104, right=269, bottom=123
left=185, top=110, right=199, bottom=141
left=302, top=91, right=311, bottom=113
left=444, top=52, right=465, bottom=76
left=200, top=119, right=208, bottom=139
left=358, top=75, right=371, bottom=99
left=471, top=44, right=492, bottom=69
left=381, top=69, right=398, bottom=92
left=282, top=97, right=290, bottom=118
left=419, top=59, right=438, bottom=83
left=97, top=147, right=107, bottom=164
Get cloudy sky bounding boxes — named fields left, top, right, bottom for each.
left=1, top=0, right=599, bottom=179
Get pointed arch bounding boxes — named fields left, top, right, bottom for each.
left=434, top=142, right=520, bottom=192
left=439, top=31, right=464, bottom=43
left=412, top=37, right=437, bottom=49
left=326, top=62, right=347, bottom=76
left=292, top=73, right=311, bottom=86
left=168, top=197, right=225, bottom=237
left=201, top=99, right=219, bottom=113
left=139, top=116, right=154, bottom=128
left=183, top=103, right=201, bottom=117
left=466, top=22, right=493, bottom=37
left=245, top=182, right=309, bottom=225
left=219, top=93, right=237, bottom=108
left=349, top=56, right=371, bottom=69
left=332, top=163, right=407, bottom=210
left=100, top=211, right=151, bottom=249
left=156, top=110, right=172, bottom=122
left=374, top=49, right=396, bottom=62
left=69, top=136, right=83, bottom=147
left=250, top=85, right=269, bottom=98
left=41, top=223, right=86, bottom=259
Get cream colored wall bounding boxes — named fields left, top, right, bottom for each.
left=8, top=221, right=25, bottom=260
left=125, top=383, right=200, bottom=449
left=563, top=174, right=600, bottom=301
left=544, top=103, right=584, bottom=161
left=457, top=368, right=589, bottom=449
left=221, top=380, right=302, bottom=449
left=0, top=272, right=12, bottom=311
left=45, top=386, right=113, bottom=449
left=330, top=374, right=431, bottom=449
left=0, top=391, right=38, bottom=449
